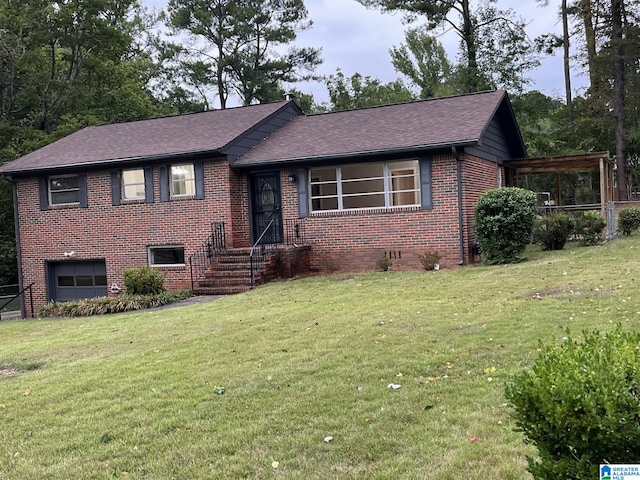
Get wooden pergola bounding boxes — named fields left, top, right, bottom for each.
left=504, top=151, right=614, bottom=207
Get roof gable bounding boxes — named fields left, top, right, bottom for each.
left=234, top=90, right=525, bottom=166
left=0, top=101, right=298, bottom=175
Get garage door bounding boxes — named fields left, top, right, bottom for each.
left=49, top=261, right=108, bottom=302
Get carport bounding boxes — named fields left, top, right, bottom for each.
left=504, top=151, right=615, bottom=209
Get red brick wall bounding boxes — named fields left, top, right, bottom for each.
left=460, top=154, right=503, bottom=262
left=16, top=161, right=242, bottom=311
left=281, top=155, right=467, bottom=272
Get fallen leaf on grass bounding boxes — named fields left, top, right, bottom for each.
left=271, top=461, right=279, bottom=469
left=324, top=436, right=334, bottom=443
left=23, top=389, right=30, bottom=396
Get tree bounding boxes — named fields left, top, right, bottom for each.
left=389, top=26, right=452, bottom=98
left=359, top=0, right=538, bottom=94
left=325, top=70, right=416, bottom=112
left=164, top=0, right=322, bottom=108
left=612, top=0, right=628, bottom=200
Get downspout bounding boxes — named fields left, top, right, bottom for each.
left=6, top=177, right=25, bottom=317
left=452, top=147, right=465, bottom=265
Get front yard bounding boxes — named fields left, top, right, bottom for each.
left=1, top=237, right=638, bottom=479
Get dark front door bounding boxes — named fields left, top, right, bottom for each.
left=49, top=261, right=108, bottom=302
left=251, top=173, right=283, bottom=245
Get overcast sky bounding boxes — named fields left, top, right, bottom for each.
left=147, top=0, right=587, bottom=105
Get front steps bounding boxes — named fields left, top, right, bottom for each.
left=192, top=248, right=276, bottom=295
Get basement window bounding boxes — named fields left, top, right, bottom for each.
left=148, top=245, right=185, bottom=267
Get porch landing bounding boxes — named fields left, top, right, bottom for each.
left=192, top=245, right=311, bottom=296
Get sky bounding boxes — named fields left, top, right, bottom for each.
left=146, top=0, right=588, bottom=105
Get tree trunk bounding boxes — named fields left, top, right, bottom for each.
left=579, top=0, right=598, bottom=92
left=562, top=0, right=572, bottom=121
left=612, top=0, right=628, bottom=200
left=461, top=0, right=478, bottom=92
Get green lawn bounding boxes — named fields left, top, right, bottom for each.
left=1, top=237, right=639, bottom=479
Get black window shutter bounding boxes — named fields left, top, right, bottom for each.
left=110, top=171, right=121, bottom=206
left=144, top=167, right=154, bottom=203
left=78, top=173, right=88, bottom=208
left=419, top=157, right=433, bottom=210
left=297, top=168, right=308, bottom=218
left=159, top=165, right=169, bottom=202
left=194, top=161, right=204, bottom=199
left=38, top=177, right=48, bottom=211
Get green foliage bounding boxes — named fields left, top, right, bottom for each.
left=389, top=26, right=453, bottom=99
left=533, top=212, right=576, bottom=251
left=123, top=266, right=166, bottom=295
left=474, top=187, right=538, bottom=264
left=575, top=210, right=607, bottom=246
left=417, top=251, right=441, bottom=270
left=37, top=290, right=193, bottom=317
left=325, top=69, right=416, bottom=111
left=617, top=207, right=640, bottom=236
left=506, top=327, right=640, bottom=479
left=165, top=0, right=321, bottom=108
left=376, top=255, right=392, bottom=272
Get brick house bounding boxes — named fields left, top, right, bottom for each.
left=0, top=90, right=526, bottom=315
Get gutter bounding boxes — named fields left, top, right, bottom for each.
left=452, top=147, right=465, bottom=265
left=231, top=140, right=480, bottom=169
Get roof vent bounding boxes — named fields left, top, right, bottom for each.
left=284, top=92, right=296, bottom=101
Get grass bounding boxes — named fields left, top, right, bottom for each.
left=1, top=236, right=640, bottom=479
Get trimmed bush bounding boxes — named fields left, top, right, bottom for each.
left=617, top=207, right=640, bottom=236
left=575, top=210, right=606, bottom=246
left=474, top=187, right=537, bottom=264
left=376, top=256, right=392, bottom=271
left=533, top=212, right=576, bottom=250
left=506, top=327, right=640, bottom=479
left=123, top=265, right=166, bottom=295
left=417, top=251, right=441, bottom=270
left=38, top=290, right=193, bottom=317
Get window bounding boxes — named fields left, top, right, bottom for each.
left=121, top=169, right=145, bottom=200
left=170, top=164, right=196, bottom=197
left=309, top=160, right=420, bottom=212
left=148, top=245, right=185, bottom=266
left=49, top=175, right=80, bottom=206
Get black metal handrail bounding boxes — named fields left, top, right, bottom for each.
left=250, top=219, right=276, bottom=287
left=189, top=221, right=226, bottom=290
left=249, top=218, right=308, bottom=287
left=0, top=282, right=35, bottom=319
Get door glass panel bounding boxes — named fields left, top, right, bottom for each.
left=57, top=276, right=75, bottom=287
left=76, top=276, right=94, bottom=287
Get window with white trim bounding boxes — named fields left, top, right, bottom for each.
left=170, top=164, right=196, bottom=197
left=49, top=174, right=80, bottom=206
left=309, top=160, right=420, bottom=212
left=121, top=168, right=146, bottom=200
left=148, top=245, right=185, bottom=266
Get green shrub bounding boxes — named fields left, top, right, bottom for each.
left=617, top=207, right=640, bottom=236
left=38, top=290, right=193, bottom=317
left=505, top=327, right=640, bottom=479
left=123, top=266, right=166, bottom=295
left=533, top=212, right=576, bottom=251
left=575, top=210, right=607, bottom=246
left=417, top=251, right=441, bottom=270
left=376, top=255, right=392, bottom=272
left=474, top=187, right=537, bottom=264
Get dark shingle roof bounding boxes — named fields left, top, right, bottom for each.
left=234, top=90, right=511, bottom=166
left=0, top=101, right=290, bottom=174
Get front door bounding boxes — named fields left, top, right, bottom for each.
left=251, top=173, right=283, bottom=245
